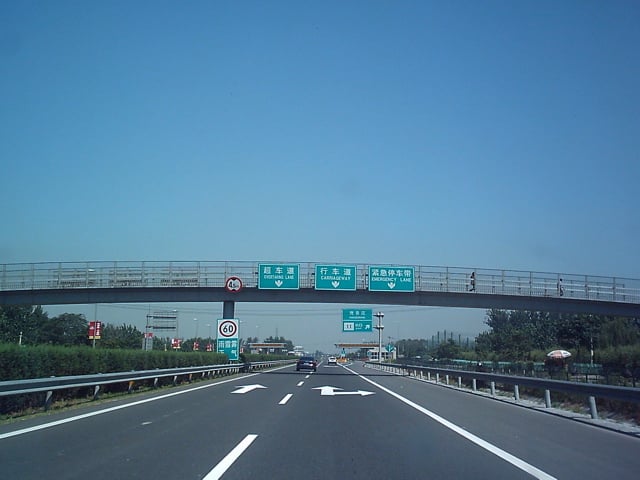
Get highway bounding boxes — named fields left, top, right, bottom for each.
left=1, top=362, right=639, bottom=479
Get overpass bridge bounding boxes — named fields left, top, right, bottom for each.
left=1, top=261, right=639, bottom=318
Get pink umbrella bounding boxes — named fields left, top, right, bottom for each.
left=547, top=349, right=571, bottom=359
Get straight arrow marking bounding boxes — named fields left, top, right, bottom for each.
left=312, top=386, right=375, bottom=397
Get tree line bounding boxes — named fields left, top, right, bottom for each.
left=476, top=309, right=640, bottom=362
left=0, top=305, right=148, bottom=350
left=393, top=309, right=640, bottom=365
left=0, top=306, right=297, bottom=352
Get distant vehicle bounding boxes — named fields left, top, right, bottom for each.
left=328, top=356, right=337, bottom=365
left=296, top=356, right=317, bottom=372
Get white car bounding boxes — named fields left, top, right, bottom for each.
left=328, top=356, right=337, bottom=365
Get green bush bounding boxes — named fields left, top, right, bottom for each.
left=0, top=343, right=229, bottom=381
left=0, top=343, right=232, bottom=416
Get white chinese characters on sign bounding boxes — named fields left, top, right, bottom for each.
left=369, top=268, right=413, bottom=278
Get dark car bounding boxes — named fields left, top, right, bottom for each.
left=296, top=356, right=317, bottom=372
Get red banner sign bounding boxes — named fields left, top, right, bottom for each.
left=88, top=321, right=102, bottom=340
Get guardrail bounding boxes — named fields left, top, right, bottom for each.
left=368, top=362, right=640, bottom=420
left=0, top=360, right=292, bottom=412
left=1, top=261, right=639, bottom=304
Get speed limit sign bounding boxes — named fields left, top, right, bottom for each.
left=217, top=319, right=238, bottom=338
left=225, top=276, right=243, bottom=292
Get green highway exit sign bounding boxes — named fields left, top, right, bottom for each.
left=342, top=308, right=373, bottom=332
left=258, top=264, right=300, bottom=289
left=315, top=265, right=357, bottom=290
left=368, top=265, right=415, bottom=292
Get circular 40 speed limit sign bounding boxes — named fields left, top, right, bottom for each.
left=218, top=319, right=238, bottom=338
left=225, top=276, right=243, bottom=292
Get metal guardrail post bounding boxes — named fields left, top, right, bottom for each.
left=93, top=385, right=101, bottom=400
left=45, top=390, right=53, bottom=411
left=490, top=381, right=496, bottom=396
left=544, top=389, right=551, bottom=408
left=514, top=385, right=520, bottom=402
left=472, top=379, right=477, bottom=391
left=588, top=396, right=598, bottom=420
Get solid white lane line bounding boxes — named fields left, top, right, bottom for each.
left=296, top=381, right=304, bottom=387
left=279, top=394, right=293, bottom=405
left=344, top=366, right=557, bottom=480
left=204, top=434, right=258, bottom=480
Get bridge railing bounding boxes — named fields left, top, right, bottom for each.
left=1, top=261, right=639, bottom=304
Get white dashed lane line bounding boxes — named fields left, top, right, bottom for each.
left=204, top=434, right=258, bottom=480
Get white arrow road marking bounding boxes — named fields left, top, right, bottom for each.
left=231, top=384, right=267, bottom=394
left=204, top=434, right=258, bottom=480
left=331, top=280, right=340, bottom=288
left=313, top=386, right=375, bottom=397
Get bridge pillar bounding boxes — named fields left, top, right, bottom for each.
left=223, top=301, right=235, bottom=319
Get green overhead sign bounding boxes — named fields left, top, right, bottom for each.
left=258, top=264, right=300, bottom=290
left=368, top=266, right=415, bottom=292
left=315, top=265, right=357, bottom=290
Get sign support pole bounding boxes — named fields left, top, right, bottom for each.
left=374, top=312, right=384, bottom=363
left=223, top=301, right=235, bottom=319
left=93, top=303, right=97, bottom=349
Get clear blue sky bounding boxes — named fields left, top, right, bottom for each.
left=2, top=1, right=639, bottom=352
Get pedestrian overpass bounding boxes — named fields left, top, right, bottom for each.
left=1, top=260, right=639, bottom=318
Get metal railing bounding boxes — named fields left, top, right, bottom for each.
left=369, top=362, right=640, bottom=420
left=1, top=261, right=639, bottom=304
left=0, top=360, right=292, bottom=411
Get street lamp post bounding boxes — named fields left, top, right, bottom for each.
left=374, top=312, right=384, bottom=363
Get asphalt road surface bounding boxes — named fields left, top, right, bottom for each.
left=1, top=361, right=639, bottom=479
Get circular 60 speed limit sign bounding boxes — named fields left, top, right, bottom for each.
left=218, top=319, right=238, bottom=338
